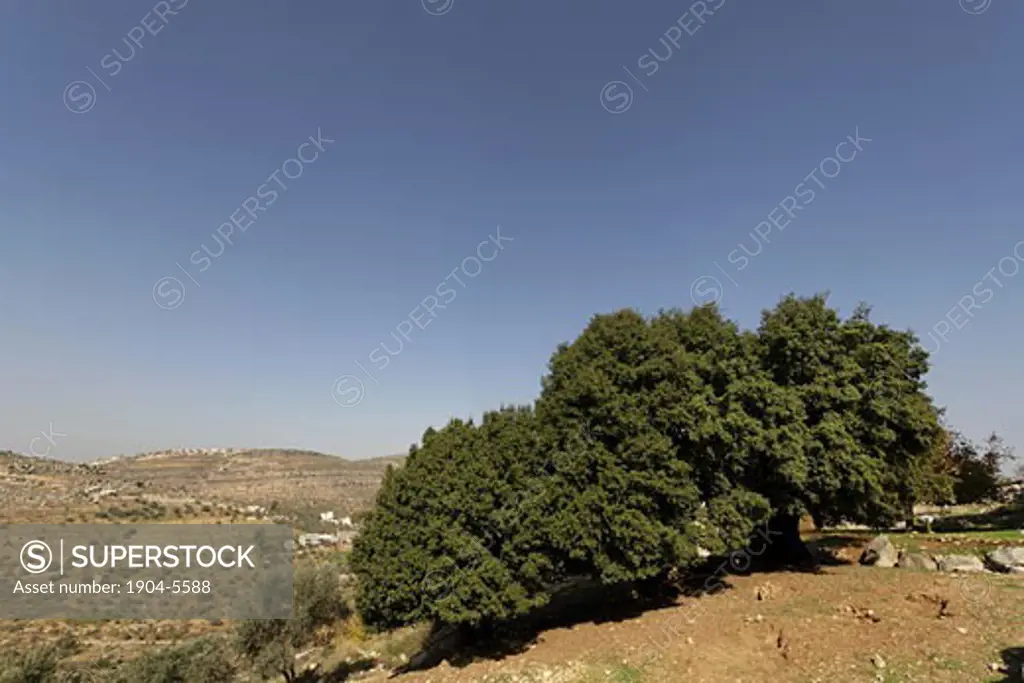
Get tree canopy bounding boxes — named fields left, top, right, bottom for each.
left=351, top=406, right=557, bottom=630
left=351, top=294, right=949, bottom=632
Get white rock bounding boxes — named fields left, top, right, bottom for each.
left=935, top=554, right=986, bottom=573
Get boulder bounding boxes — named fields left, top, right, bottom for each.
left=897, top=551, right=937, bottom=571
left=935, top=554, right=986, bottom=573
left=985, top=547, right=1024, bottom=573
left=859, top=535, right=898, bottom=568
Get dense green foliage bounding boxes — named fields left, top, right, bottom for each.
left=910, top=421, right=957, bottom=507
left=755, top=299, right=942, bottom=527
left=352, top=294, right=950, bottom=631
left=351, top=407, right=556, bottom=630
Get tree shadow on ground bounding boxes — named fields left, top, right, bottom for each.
left=993, top=647, right=1024, bottom=682
left=804, top=535, right=860, bottom=568
left=807, top=534, right=864, bottom=552
left=393, top=578, right=683, bottom=675
left=396, top=544, right=847, bottom=675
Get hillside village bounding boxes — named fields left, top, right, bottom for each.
left=0, top=447, right=382, bottom=549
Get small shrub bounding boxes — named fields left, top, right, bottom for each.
left=0, top=649, right=58, bottom=683
left=0, top=636, right=78, bottom=683
left=235, top=620, right=293, bottom=681
left=236, top=563, right=351, bottom=681
left=108, top=636, right=236, bottom=683
left=291, top=562, right=350, bottom=640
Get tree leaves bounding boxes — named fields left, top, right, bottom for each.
left=352, top=293, right=947, bottom=630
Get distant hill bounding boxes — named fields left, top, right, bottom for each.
left=1, top=448, right=89, bottom=475
left=0, top=447, right=403, bottom=523
left=87, top=446, right=404, bottom=466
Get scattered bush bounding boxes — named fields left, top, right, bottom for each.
left=0, top=635, right=78, bottom=683
left=107, top=636, right=236, bottom=683
left=236, top=562, right=351, bottom=681
left=236, top=619, right=295, bottom=681
left=291, top=562, right=351, bottom=638
left=0, top=647, right=60, bottom=683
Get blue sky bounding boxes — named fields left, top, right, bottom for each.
left=1, top=0, right=1022, bottom=463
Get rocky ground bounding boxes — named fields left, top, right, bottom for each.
left=346, top=561, right=1024, bottom=683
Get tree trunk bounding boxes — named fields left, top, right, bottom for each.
left=760, top=513, right=816, bottom=570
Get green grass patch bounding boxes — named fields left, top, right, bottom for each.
left=935, top=529, right=1023, bottom=540
left=582, top=662, right=646, bottom=682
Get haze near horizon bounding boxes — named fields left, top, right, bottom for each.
left=1, top=0, right=1022, bottom=463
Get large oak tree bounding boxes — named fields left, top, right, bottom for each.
left=352, top=294, right=946, bottom=631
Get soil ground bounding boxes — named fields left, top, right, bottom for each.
left=366, top=563, right=1024, bottom=683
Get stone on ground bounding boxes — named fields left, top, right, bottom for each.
left=859, top=535, right=898, bottom=568
left=935, top=554, right=986, bottom=573
left=897, top=551, right=937, bottom=571
left=984, top=547, right=1024, bottom=573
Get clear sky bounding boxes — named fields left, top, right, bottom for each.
left=1, top=0, right=1022, bottom=463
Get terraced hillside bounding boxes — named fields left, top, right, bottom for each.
left=0, top=448, right=403, bottom=524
